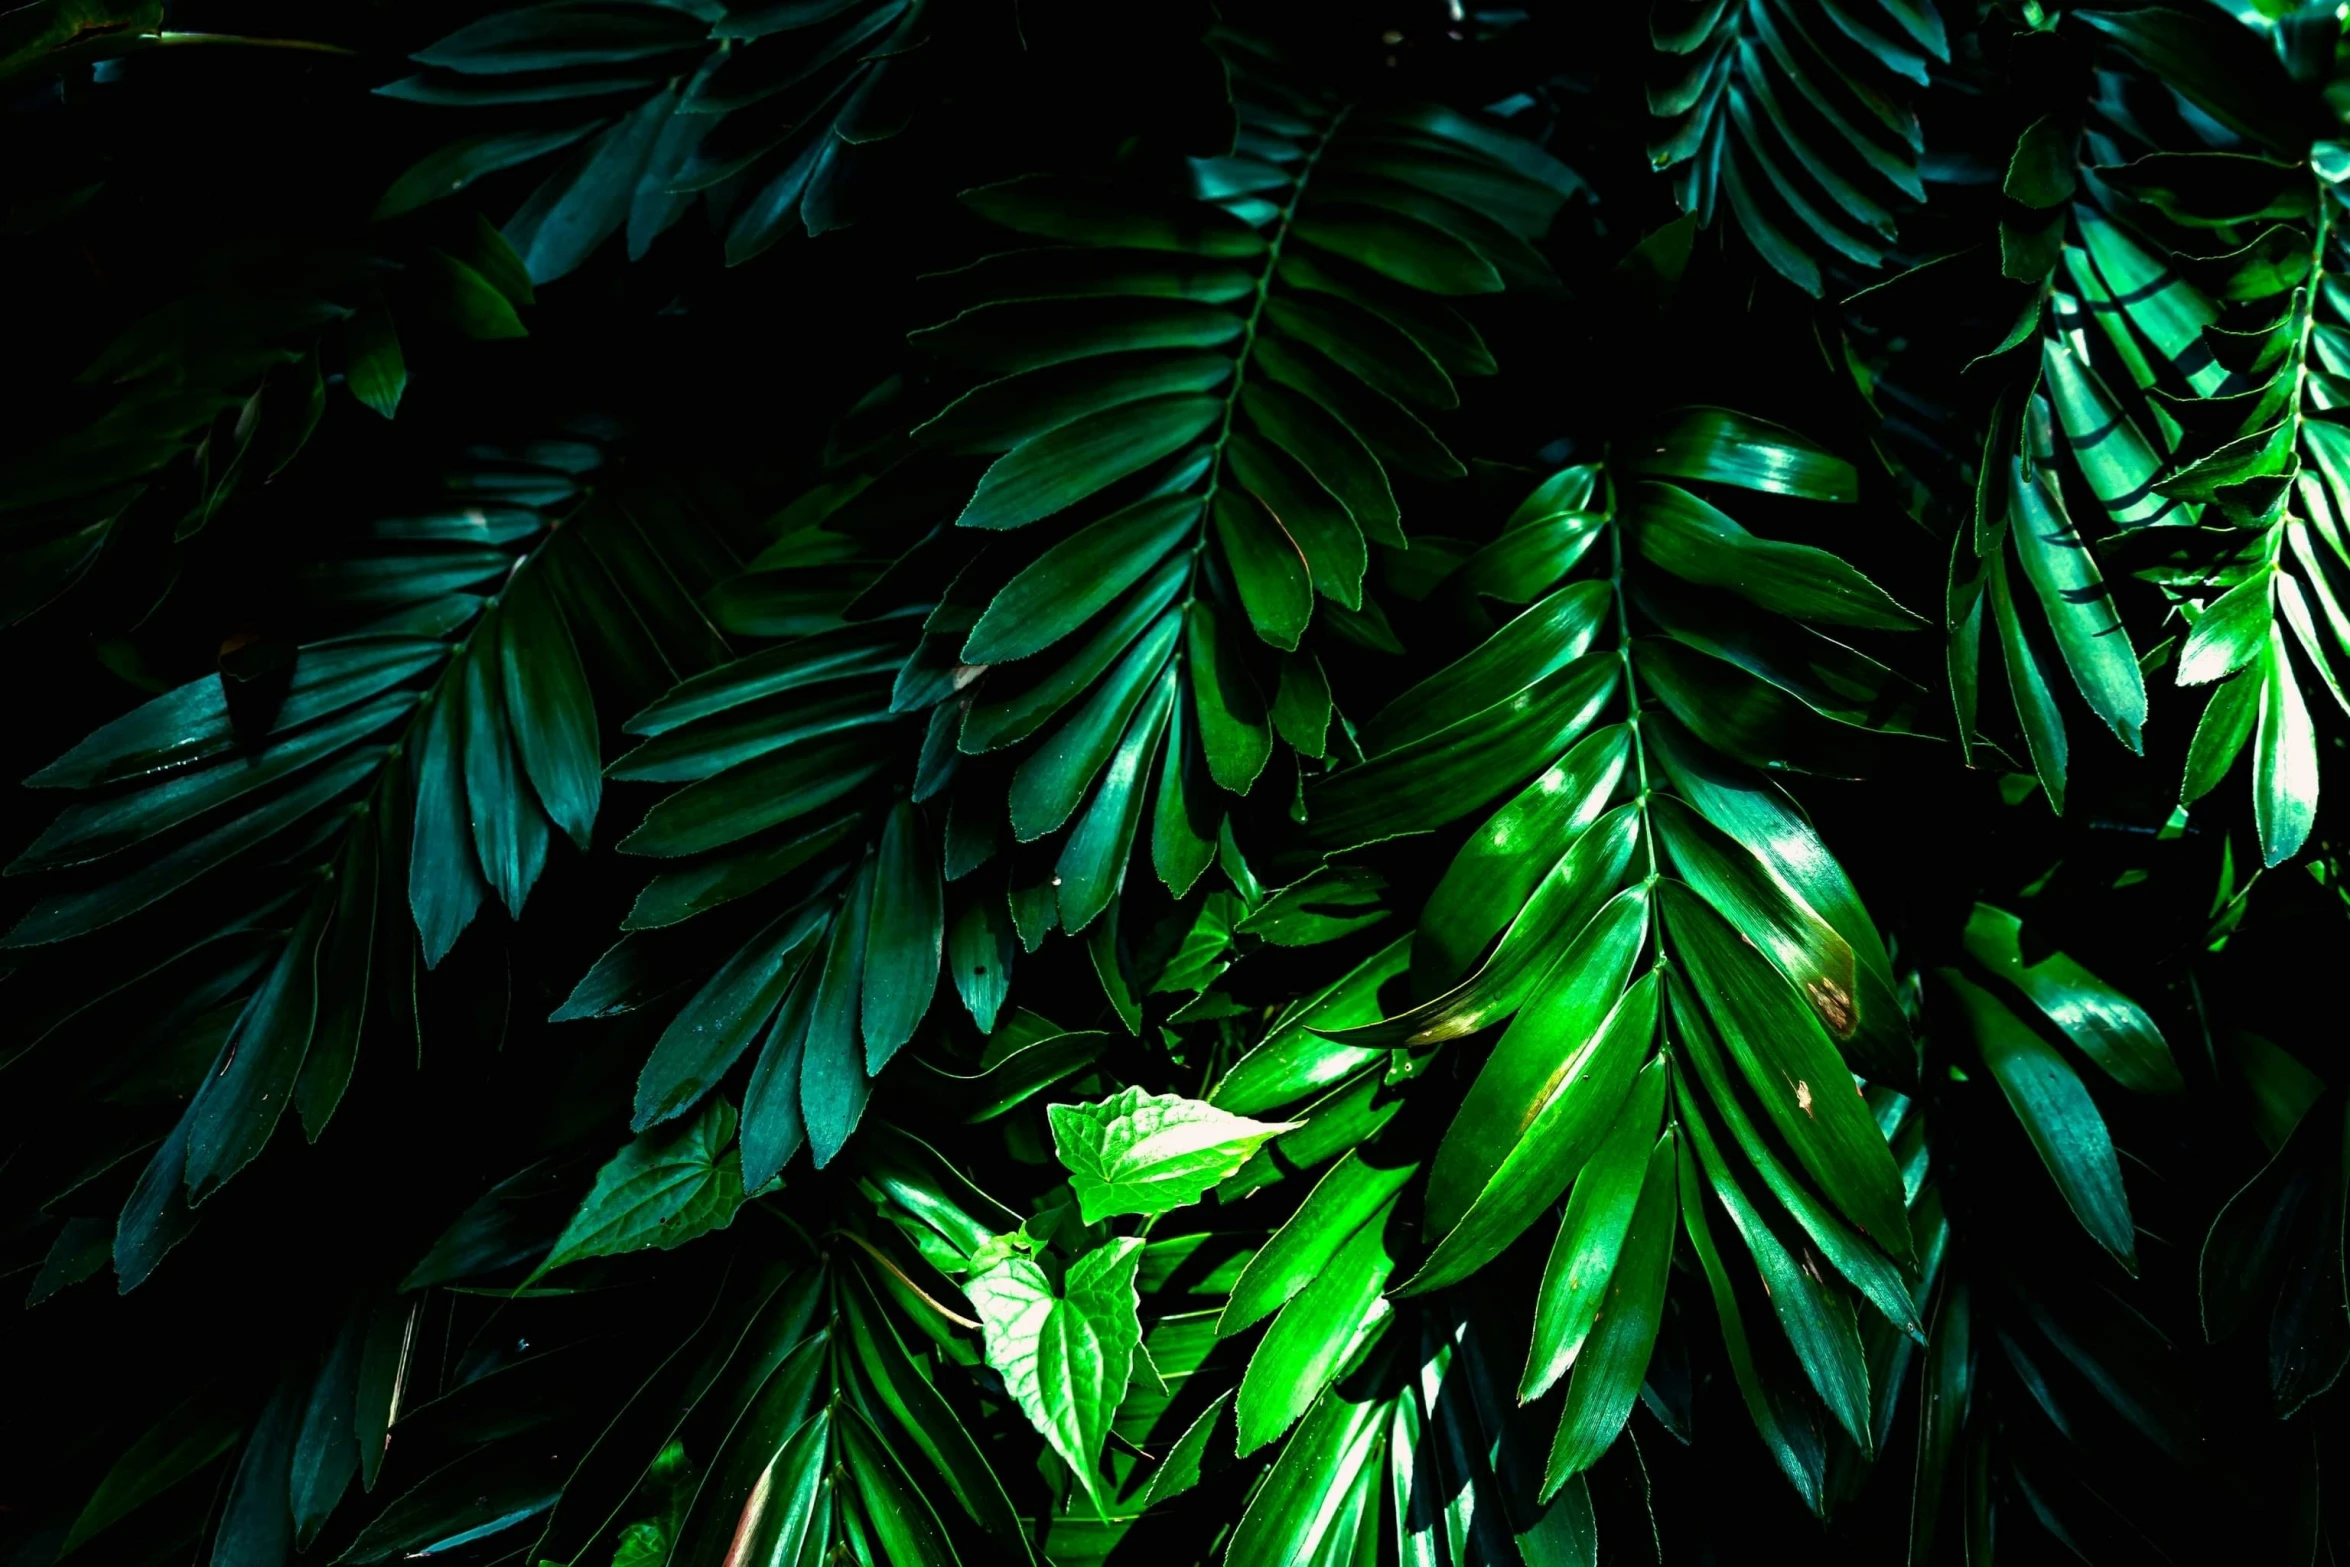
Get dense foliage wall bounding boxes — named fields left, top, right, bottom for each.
left=2, top=2, right=2346, bottom=1563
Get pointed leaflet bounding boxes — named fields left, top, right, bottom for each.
left=1359, top=579, right=1612, bottom=757
left=1310, top=652, right=1619, bottom=850
left=1961, top=903, right=2178, bottom=1094
left=1007, top=611, right=1179, bottom=840
left=1523, top=1058, right=1669, bottom=1401
left=2011, top=403, right=2145, bottom=751
left=411, top=676, right=490, bottom=965
left=962, top=561, right=1186, bottom=755
left=1056, top=664, right=1175, bottom=933
left=967, top=1237, right=1145, bottom=1512
left=955, top=395, right=1223, bottom=531
left=739, top=957, right=817, bottom=1190
left=1236, top=1210, right=1397, bottom=1455
left=1674, top=1073, right=1875, bottom=1451
left=1212, top=487, right=1314, bottom=650
left=499, top=562, right=602, bottom=849
left=1224, top=1374, right=1389, bottom=1567
left=1048, top=1088, right=1294, bottom=1222
left=295, top=806, right=386, bottom=1141
left=536, top=1099, right=748, bottom=1279
left=1412, top=723, right=1630, bottom=995
left=1543, top=1128, right=1677, bottom=1495
left=1942, top=968, right=2135, bottom=1270
left=2254, top=630, right=2318, bottom=866
left=947, top=889, right=1015, bottom=1032
left=1185, top=600, right=1273, bottom=793
left=1220, top=1151, right=1420, bottom=1338
left=863, top=800, right=943, bottom=1068
left=1662, top=884, right=1911, bottom=1260
left=1629, top=482, right=1923, bottom=630
left=632, top=902, right=826, bottom=1130
left=1407, top=966, right=1658, bottom=1294
left=183, top=894, right=329, bottom=1203
left=57, top=1390, right=244, bottom=1558
left=1423, top=888, right=1649, bottom=1237
left=1630, top=407, right=1859, bottom=501
left=1666, top=974, right=1922, bottom=1339
left=2178, top=569, right=2275, bottom=686
left=838, top=1273, right=1031, bottom=1556
left=210, top=1379, right=298, bottom=1567
left=290, top=1314, right=364, bottom=1547
left=802, top=856, right=876, bottom=1168
left=961, top=494, right=1198, bottom=663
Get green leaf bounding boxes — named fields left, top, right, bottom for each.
left=2004, top=116, right=2076, bottom=209
left=1423, top=887, right=1650, bottom=1238
left=964, top=175, right=1269, bottom=256
left=1523, top=1058, right=1668, bottom=1401
left=183, top=895, right=329, bottom=1202
left=10, top=691, right=409, bottom=872
left=1185, top=601, right=1273, bottom=793
left=1674, top=1135, right=1825, bottom=1512
left=617, top=729, right=886, bottom=856
left=863, top=800, right=943, bottom=1066
left=1008, top=611, right=1180, bottom=841
left=1235, top=1211, right=1396, bottom=1454
left=2178, top=569, right=2275, bottom=686
left=1056, top=665, right=1175, bottom=933
left=632, top=902, right=825, bottom=1129
left=1224, top=1377, right=1388, bottom=1566
left=462, top=626, right=549, bottom=917
left=947, top=891, right=1016, bottom=1033
left=375, top=124, right=603, bottom=219
left=1542, top=1126, right=1676, bottom=1493
left=2183, top=668, right=2259, bottom=805
left=1988, top=543, right=2068, bottom=815
left=963, top=494, right=1198, bottom=663
left=1212, top=487, right=1314, bottom=650
left=1961, top=903, right=2178, bottom=1094
left=498, top=564, right=601, bottom=849
left=2010, top=406, right=2146, bottom=751
left=1629, top=408, right=1858, bottom=501
left=840, top=1271, right=1032, bottom=1556
left=1360, top=580, right=1611, bottom=757
left=1212, top=935, right=1406, bottom=1116
left=967, top=1237, right=1146, bottom=1512
left=58, top=1391, right=243, bottom=1558
left=1629, top=482, right=1922, bottom=630
left=802, top=857, right=876, bottom=1168
left=1663, top=883, right=1912, bottom=1262
left=210, top=1379, right=298, bottom=1567
left=344, top=295, right=406, bottom=417
left=1674, top=1073, right=1874, bottom=1451
left=1138, top=1389, right=1233, bottom=1509
left=1310, top=651, right=1618, bottom=849
left=1220, top=1150, right=1419, bottom=1338
left=411, top=3, right=708, bottom=74
left=1412, top=723, right=1630, bottom=996
left=536, top=1098, right=748, bottom=1279
left=2254, top=631, right=2319, bottom=866
left=954, top=396, right=1222, bottom=531
left=289, top=1315, right=362, bottom=1545
left=1942, top=968, right=2135, bottom=1270
left=1048, top=1087, right=1295, bottom=1223
left=421, top=249, right=531, bottom=339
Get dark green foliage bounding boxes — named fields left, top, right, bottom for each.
left=4, top=4, right=2347, bottom=1565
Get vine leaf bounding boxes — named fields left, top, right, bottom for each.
left=1048, top=1088, right=1296, bottom=1223
left=966, top=1236, right=1145, bottom=1513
